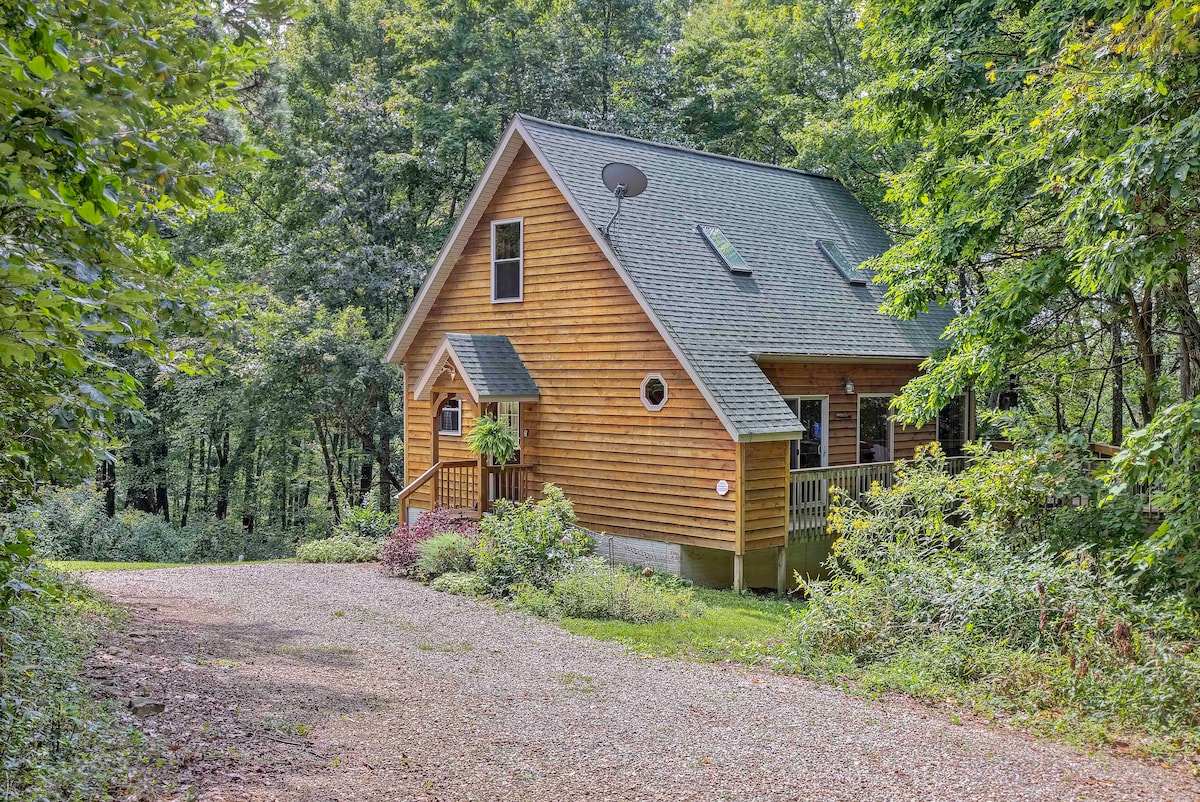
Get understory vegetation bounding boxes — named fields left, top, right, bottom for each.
left=396, top=485, right=703, bottom=625
left=785, top=444, right=1200, bottom=757
left=0, top=547, right=136, bottom=800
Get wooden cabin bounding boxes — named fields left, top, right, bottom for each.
left=385, top=115, right=969, bottom=591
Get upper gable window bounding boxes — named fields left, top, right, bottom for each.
left=491, top=219, right=523, bottom=302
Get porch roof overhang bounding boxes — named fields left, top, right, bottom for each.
left=411, top=333, right=540, bottom=404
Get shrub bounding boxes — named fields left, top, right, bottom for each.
left=429, top=571, right=489, bottom=597
left=7, top=486, right=193, bottom=563
left=536, top=558, right=701, bottom=623
left=473, top=484, right=594, bottom=593
left=790, top=444, right=1200, bottom=743
left=335, top=497, right=394, bottom=541
left=5, top=487, right=108, bottom=559
left=414, top=533, right=476, bottom=580
left=381, top=507, right=478, bottom=576
left=295, top=535, right=382, bottom=563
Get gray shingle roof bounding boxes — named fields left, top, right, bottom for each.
left=518, top=116, right=953, bottom=438
left=444, top=333, right=539, bottom=400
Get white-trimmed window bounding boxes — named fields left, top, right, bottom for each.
left=496, top=401, right=520, bottom=439
left=438, top=398, right=462, bottom=436
left=491, top=219, right=523, bottom=302
left=641, top=374, right=668, bottom=411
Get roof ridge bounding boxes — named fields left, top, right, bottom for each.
left=515, top=114, right=837, bottom=183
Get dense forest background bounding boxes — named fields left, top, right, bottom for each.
left=5, top=0, right=1199, bottom=565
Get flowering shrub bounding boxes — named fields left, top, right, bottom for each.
left=380, top=507, right=478, bottom=576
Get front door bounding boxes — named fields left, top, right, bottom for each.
left=485, top=401, right=522, bottom=505
left=786, top=397, right=827, bottom=470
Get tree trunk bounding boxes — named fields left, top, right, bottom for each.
left=181, top=436, right=195, bottom=528
left=96, top=459, right=116, bottom=519
left=1165, top=269, right=1200, bottom=401
left=242, top=433, right=258, bottom=536
left=1128, top=292, right=1159, bottom=423
left=215, top=429, right=231, bottom=520
left=378, top=394, right=394, bottom=514
left=359, top=431, right=374, bottom=506
left=154, top=415, right=169, bottom=521
left=315, top=416, right=341, bottom=523
left=1110, top=318, right=1124, bottom=446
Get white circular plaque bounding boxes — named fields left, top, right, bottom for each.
left=715, top=479, right=730, bottom=496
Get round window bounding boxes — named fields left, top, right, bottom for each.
left=641, top=374, right=668, bottom=411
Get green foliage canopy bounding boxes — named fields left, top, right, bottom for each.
left=0, top=0, right=286, bottom=508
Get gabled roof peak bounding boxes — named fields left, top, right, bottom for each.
left=387, top=114, right=953, bottom=441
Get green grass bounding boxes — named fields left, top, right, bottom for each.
left=559, top=589, right=802, bottom=663
left=48, top=558, right=294, bottom=572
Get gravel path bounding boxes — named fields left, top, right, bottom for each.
left=86, top=563, right=1200, bottom=802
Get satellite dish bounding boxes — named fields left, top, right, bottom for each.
left=601, top=162, right=648, bottom=198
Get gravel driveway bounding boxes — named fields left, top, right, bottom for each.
left=86, top=563, right=1200, bottom=802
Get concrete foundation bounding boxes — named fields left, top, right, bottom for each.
left=407, top=511, right=835, bottom=592
left=406, top=506, right=428, bottom=528
left=593, top=532, right=835, bottom=592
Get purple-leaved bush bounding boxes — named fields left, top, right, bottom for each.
left=381, top=507, right=479, bottom=576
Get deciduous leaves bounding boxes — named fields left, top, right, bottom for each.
left=0, top=0, right=285, bottom=508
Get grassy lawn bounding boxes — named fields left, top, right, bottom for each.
left=49, top=558, right=294, bottom=572
left=560, top=589, right=801, bottom=663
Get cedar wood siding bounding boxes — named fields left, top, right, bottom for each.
left=736, top=361, right=940, bottom=552
left=740, top=440, right=789, bottom=551
left=399, top=145, right=738, bottom=550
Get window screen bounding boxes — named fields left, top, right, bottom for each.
left=438, top=399, right=461, bottom=435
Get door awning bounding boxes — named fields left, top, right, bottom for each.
left=411, top=333, right=540, bottom=403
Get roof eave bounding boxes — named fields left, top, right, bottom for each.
left=751, top=352, right=929, bottom=364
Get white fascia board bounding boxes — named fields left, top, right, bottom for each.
left=410, top=337, right=481, bottom=404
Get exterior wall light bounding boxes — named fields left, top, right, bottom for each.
left=843, top=377, right=855, bottom=395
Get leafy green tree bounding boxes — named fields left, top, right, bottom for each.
left=856, top=0, right=1200, bottom=580
left=671, top=0, right=904, bottom=216
left=0, top=0, right=285, bottom=509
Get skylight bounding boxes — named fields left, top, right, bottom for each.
left=816, top=240, right=869, bottom=286
left=697, top=224, right=752, bottom=275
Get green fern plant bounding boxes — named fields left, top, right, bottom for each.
left=467, top=415, right=517, bottom=468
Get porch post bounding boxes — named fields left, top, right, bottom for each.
left=430, top=393, right=445, bottom=509
left=732, top=553, right=744, bottom=592
left=776, top=546, right=788, bottom=595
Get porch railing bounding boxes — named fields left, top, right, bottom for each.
left=436, top=459, right=480, bottom=512
left=397, top=459, right=535, bottom=523
left=788, top=456, right=970, bottom=542
left=482, top=463, right=534, bottom=513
